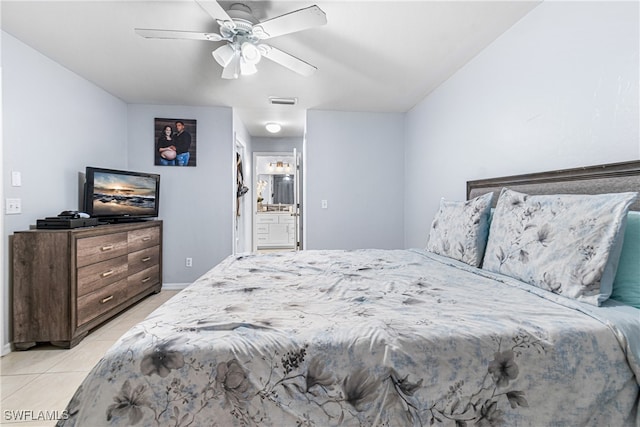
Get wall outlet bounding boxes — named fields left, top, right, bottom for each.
left=6, top=198, right=22, bottom=214
left=185, top=257, right=193, bottom=267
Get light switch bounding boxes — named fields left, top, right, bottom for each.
left=11, top=171, right=22, bottom=187
left=321, top=200, right=328, bottom=209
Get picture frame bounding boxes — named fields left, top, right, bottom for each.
left=154, top=118, right=197, bottom=166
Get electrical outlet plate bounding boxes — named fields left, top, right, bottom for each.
left=6, top=198, right=22, bottom=214
left=185, top=257, right=193, bottom=267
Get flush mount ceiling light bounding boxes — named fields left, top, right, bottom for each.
left=135, top=2, right=327, bottom=80
left=265, top=123, right=282, bottom=133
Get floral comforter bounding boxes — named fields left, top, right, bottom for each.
left=59, top=249, right=640, bottom=426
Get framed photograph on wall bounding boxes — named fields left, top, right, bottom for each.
left=154, top=118, right=197, bottom=166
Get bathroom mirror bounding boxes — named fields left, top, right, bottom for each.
left=257, top=174, right=294, bottom=206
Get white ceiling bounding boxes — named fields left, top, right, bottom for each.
left=1, top=0, right=540, bottom=137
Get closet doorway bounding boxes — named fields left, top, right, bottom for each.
left=253, top=150, right=302, bottom=252
left=234, top=137, right=251, bottom=254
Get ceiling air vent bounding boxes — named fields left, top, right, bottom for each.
left=269, top=96, right=298, bottom=106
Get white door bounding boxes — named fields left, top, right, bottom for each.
left=292, top=148, right=302, bottom=250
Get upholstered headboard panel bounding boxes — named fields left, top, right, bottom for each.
left=467, top=161, right=640, bottom=211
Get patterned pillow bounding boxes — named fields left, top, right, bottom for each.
left=426, top=192, right=493, bottom=267
left=482, top=188, right=638, bottom=306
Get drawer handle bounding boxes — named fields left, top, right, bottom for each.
left=101, top=270, right=114, bottom=278
left=142, top=236, right=152, bottom=241
left=141, top=256, right=151, bottom=262
left=101, top=295, right=114, bottom=304
left=141, top=277, right=151, bottom=283
left=101, top=245, right=114, bottom=252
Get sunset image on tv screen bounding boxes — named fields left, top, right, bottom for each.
left=92, top=172, right=156, bottom=216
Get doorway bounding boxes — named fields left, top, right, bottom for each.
left=252, top=150, right=302, bottom=252
left=233, top=137, right=251, bottom=254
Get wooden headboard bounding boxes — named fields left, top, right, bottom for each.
left=467, top=160, right=640, bottom=211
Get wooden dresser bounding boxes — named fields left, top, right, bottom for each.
left=12, top=220, right=162, bottom=349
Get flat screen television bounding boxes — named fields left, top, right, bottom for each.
left=84, top=166, right=160, bottom=222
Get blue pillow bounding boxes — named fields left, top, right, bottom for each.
left=610, top=211, right=640, bottom=309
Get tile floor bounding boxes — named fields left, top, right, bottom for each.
left=0, top=290, right=179, bottom=426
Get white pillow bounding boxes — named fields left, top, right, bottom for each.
left=426, top=192, right=493, bottom=267
left=482, top=188, right=637, bottom=306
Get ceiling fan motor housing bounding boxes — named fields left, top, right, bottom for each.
left=226, top=3, right=259, bottom=32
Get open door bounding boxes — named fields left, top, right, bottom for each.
left=293, top=148, right=304, bottom=251
left=292, top=148, right=302, bottom=250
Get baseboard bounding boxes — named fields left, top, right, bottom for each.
left=2, top=342, right=12, bottom=356
left=161, top=283, right=190, bottom=291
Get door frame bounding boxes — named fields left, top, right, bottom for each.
left=232, top=135, right=251, bottom=254
left=252, top=151, right=302, bottom=251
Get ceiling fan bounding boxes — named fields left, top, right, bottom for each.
left=135, top=1, right=327, bottom=79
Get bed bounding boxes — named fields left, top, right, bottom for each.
left=58, top=161, right=640, bottom=427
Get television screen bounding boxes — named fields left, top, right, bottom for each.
left=84, top=167, right=160, bottom=221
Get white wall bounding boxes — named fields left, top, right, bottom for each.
left=404, top=1, right=640, bottom=249
left=306, top=110, right=405, bottom=249
left=1, top=32, right=129, bottom=354
left=1, top=53, right=5, bottom=358
left=252, top=136, right=303, bottom=153
left=127, top=105, right=234, bottom=284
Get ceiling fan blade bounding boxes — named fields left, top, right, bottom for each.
left=135, top=28, right=222, bottom=41
left=261, top=45, right=317, bottom=77
left=252, top=5, right=327, bottom=40
left=194, top=0, right=235, bottom=31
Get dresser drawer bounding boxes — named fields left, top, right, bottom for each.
left=77, top=278, right=128, bottom=326
left=279, top=215, right=295, bottom=224
left=256, top=215, right=278, bottom=224
left=128, top=246, right=160, bottom=276
left=77, top=232, right=128, bottom=268
left=128, top=265, right=160, bottom=297
left=128, top=226, right=160, bottom=253
left=256, top=224, right=270, bottom=234
left=77, top=255, right=128, bottom=297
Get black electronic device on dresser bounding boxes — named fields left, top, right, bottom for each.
left=36, top=210, right=100, bottom=229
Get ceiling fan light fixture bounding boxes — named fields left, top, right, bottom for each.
left=221, top=54, right=241, bottom=79
left=212, top=44, right=236, bottom=67
left=241, top=42, right=261, bottom=64
left=239, top=57, right=258, bottom=76
left=265, top=122, right=282, bottom=133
